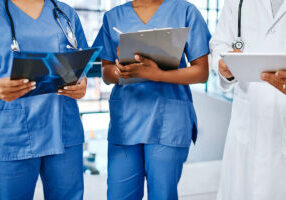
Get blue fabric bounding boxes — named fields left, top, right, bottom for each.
left=0, top=0, right=88, bottom=161
left=0, top=144, right=84, bottom=200
left=107, top=143, right=189, bottom=200
left=93, top=0, right=211, bottom=147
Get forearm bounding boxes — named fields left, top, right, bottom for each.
left=156, top=64, right=209, bottom=85
left=102, top=64, right=119, bottom=85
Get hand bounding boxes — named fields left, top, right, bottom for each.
left=0, top=78, right=36, bottom=102
left=219, top=49, right=242, bottom=79
left=57, top=77, right=87, bottom=99
left=116, top=55, right=163, bottom=81
left=219, top=59, right=234, bottom=79
left=261, top=71, right=286, bottom=95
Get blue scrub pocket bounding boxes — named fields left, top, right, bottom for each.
left=0, top=107, right=31, bottom=160
left=160, top=99, right=197, bottom=147
left=62, top=97, right=84, bottom=146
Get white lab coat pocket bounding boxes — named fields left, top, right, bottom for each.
left=228, top=97, right=250, bottom=144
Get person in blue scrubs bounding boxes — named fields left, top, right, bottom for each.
left=93, top=0, right=211, bottom=199
left=0, top=0, right=88, bottom=199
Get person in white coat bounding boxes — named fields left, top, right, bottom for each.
left=210, top=0, right=286, bottom=200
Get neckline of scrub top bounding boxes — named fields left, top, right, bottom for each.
left=128, top=0, right=169, bottom=25
left=9, top=0, right=47, bottom=21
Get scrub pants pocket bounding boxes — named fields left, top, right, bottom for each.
left=0, top=108, right=31, bottom=159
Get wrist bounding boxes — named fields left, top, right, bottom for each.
left=152, top=69, right=165, bottom=82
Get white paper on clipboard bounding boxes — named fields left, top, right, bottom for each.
left=118, top=27, right=190, bottom=85
left=220, top=53, right=286, bottom=82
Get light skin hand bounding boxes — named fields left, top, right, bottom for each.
left=0, top=78, right=36, bottom=102
left=219, top=59, right=234, bottom=79
left=261, top=71, right=286, bottom=95
left=219, top=49, right=242, bottom=79
left=57, top=77, right=87, bottom=99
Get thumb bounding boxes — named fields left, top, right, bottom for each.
left=134, top=54, right=151, bottom=65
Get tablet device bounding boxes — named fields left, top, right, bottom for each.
left=221, top=53, right=286, bottom=82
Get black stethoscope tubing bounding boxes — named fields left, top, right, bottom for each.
left=233, top=0, right=244, bottom=50
left=238, top=0, right=243, bottom=38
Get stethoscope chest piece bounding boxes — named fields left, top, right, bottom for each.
left=232, top=37, right=244, bottom=51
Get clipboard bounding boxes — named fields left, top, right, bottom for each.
left=119, top=27, right=190, bottom=85
left=221, top=53, right=286, bottom=82
left=11, top=47, right=102, bottom=97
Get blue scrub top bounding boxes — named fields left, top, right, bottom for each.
left=93, top=0, right=211, bottom=148
left=0, top=0, right=88, bottom=161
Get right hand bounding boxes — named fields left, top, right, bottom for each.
left=0, top=78, right=36, bottom=102
left=219, top=49, right=242, bottom=79
left=219, top=59, right=234, bottom=79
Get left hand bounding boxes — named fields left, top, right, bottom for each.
left=116, top=55, right=163, bottom=81
left=57, top=77, right=87, bottom=99
left=261, top=70, right=286, bottom=95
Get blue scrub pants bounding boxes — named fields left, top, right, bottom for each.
left=0, top=145, right=83, bottom=200
left=107, top=143, right=189, bottom=200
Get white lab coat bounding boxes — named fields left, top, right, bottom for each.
left=210, top=0, right=286, bottom=200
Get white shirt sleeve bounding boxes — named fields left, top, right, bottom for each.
left=210, top=0, right=238, bottom=91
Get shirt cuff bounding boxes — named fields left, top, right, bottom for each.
left=218, top=70, right=237, bottom=91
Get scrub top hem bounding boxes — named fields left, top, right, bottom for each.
left=0, top=150, right=65, bottom=162
left=0, top=142, right=84, bottom=162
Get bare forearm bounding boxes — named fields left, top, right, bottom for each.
left=156, top=65, right=209, bottom=85
left=102, top=60, right=120, bottom=85
left=102, top=64, right=119, bottom=85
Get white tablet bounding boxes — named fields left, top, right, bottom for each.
left=220, top=53, right=286, bottom=82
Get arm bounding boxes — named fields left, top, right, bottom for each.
left=210, top=0, right=238, bottom=91
left=117, top=54, right=209, bottom=85
left=102, top=60, right=120, bottom=85
left=153, top=55, right=209, bottom=85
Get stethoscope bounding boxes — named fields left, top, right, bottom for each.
left=5, top=0, right=78, bottom=52
left=232, top=0, right=245, bottom=50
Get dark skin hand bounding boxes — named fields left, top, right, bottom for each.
left=261, top=70, right=286, bottom=95
left=102, top=53, right=209, bottom=85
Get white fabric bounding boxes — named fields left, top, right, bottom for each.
left=271, top=0, right=285, bottom=16
left=210, top=0, right=286, bottom=199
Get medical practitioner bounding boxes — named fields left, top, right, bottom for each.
left=210, top=0, right=286, bottom=199
left=0, top=0, right=88, bottom=199
left=93, top=0, right=211, bottom=199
